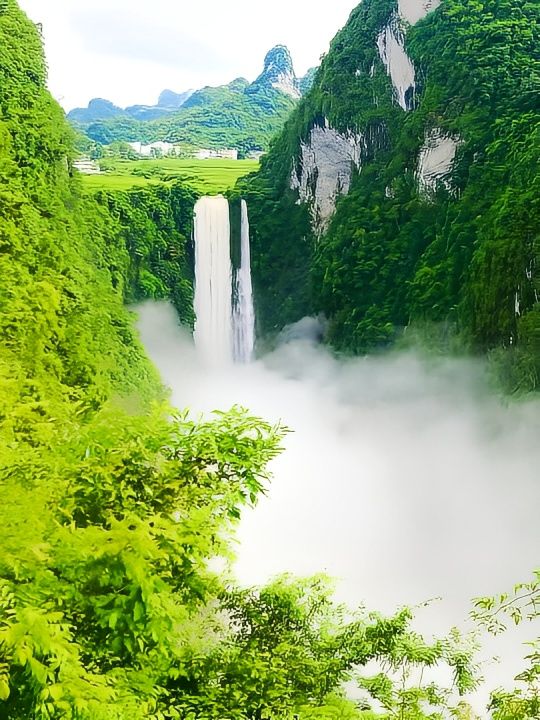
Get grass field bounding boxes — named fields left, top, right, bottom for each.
left=81, top=158, right=259, bottom=194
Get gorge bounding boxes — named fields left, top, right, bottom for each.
left=1, top=0, right=539, bottom=718
left=140, top=182, right=540, bottom=716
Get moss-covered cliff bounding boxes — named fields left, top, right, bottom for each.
left=0, top=0, right=200, bottom=433
left=241, top=0, right=539, bottom=391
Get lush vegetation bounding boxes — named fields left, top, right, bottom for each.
left=87, top=182, right=197, bottom=325
left=82, top=158, right=259, bottom=194
left=241, top=0, right=539, bottom=392
left=1, top=1, right=538, bottom=717
left=69, top=65, right=298, bottom=156
left=473, top=572, right=540, bottom=720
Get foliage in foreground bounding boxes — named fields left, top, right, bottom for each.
left=0, top=397, right=481, bottom=718
left=473, top=572, right=540, bottom=720
left=0, top=403, right=279, bottom=718
left=0, top=2, right=537, bottom=718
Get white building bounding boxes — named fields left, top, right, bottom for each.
left=73, top=158, right=101, bottom=174
left=195, top=148, right=238, bottom=160
left=128, top=141, right=176, bottom=157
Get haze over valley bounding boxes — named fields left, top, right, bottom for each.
left=1, top=1, right=539, bottom=718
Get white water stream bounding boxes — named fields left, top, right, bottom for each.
left=140, top=196, right=539, bottom=714
left=193, top=195, right=233, bottom=365
left=193, top=195, right=255, bottom=364
left=233, top=200, right=255, bottom=363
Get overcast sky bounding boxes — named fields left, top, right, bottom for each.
left=18, top=0, right=356, bottom=111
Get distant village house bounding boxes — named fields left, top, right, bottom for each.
left=73, top=158, right=101, bottom=174
left=195, top=148, right=238, bottom=160
left=128, top=141, right=176, bottom=157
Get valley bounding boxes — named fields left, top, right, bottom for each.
left=0, top=0, right=538, bottom=718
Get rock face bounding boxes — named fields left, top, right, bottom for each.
left=376, top=0, right=441, bottom=111
left=289, top=0, right=445, bottom=232
left=290, top=119, right=363, bottom=233
left=377, top=15, right=416, bottom=111
left=398, top=0, right=441, bottom=24
left=416, top=128, right=461, bottom=197
left=252, top=45, right=301, bottom=99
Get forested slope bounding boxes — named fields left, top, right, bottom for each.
left=241, top=0, right=539, bottom=391
left=0, top=3, right=490, bottom=718
left=70, top=47, right=301, bottom=155
left=0, top=3, right=274, bottom=717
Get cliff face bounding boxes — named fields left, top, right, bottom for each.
left=249, top=45, right=301, bottom=99
left=241, top=0, right=539, bottom=391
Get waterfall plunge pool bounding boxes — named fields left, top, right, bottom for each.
left=136, top=194, right=540, bottom=714
left=138, top=299, right=540, bottom=714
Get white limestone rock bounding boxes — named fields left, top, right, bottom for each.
left=417, top=128, right=461, bottom=198
left=290, top=120, right=364, bottom=233
left=272, top=72, right=301, bottom=99
left=252, top=45, right=301, bottom=99
left=377, top=15, right=416, bottom=111
left=398, top=0, right=441, bottom=25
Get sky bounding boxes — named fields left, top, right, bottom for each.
left=17, top=0, right=356, bottom=111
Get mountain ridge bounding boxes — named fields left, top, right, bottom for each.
left=69, top=45, right=316, bottom=153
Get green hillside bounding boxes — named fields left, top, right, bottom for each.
left=69, top=47, right=302, bottom=155
left=77, top=87, right=295, bottom=155
left=1, top=1, right=538, bottom=718
left=240, top=0, right=540, bottom=392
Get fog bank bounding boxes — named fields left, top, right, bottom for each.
left=137, top=301, right=540, bottom=710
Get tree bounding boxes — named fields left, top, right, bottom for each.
left=473, top=571, right=540, bottom=719
left=0, top=404, right=284, bottom=719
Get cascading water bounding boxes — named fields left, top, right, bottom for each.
left=193, top=195, right=255, bottom=365
left=233, top=200, right=255, bottom=363
left=193, top=196, right=233, bottom=365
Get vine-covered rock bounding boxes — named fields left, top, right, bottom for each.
left=241, top=0, right=539, bottom=391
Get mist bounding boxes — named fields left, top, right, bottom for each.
left=137, top=300, right=540, bottom=713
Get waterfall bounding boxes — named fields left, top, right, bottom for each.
left=233, top=200, right=255, bottom=363
left=193, top=196, right=255, bottom=365
left=193, top=196, right=233, bottom=365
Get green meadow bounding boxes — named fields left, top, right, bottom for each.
left=81, top=158, right=260, bottom=194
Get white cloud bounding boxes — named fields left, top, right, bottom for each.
left=17, top=0, right=356, bottom=110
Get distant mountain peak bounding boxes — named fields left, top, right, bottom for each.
left=68, top=89, right=194, bottom=124
left=299, top=67, right=318, bottom=94
left=228, top=77, right=250, bottom=92
left=255, top=44, right=301, bottom=99
left=68, top=98, right=126, bottom=123
left=157, top=89, right=194, bottom=108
